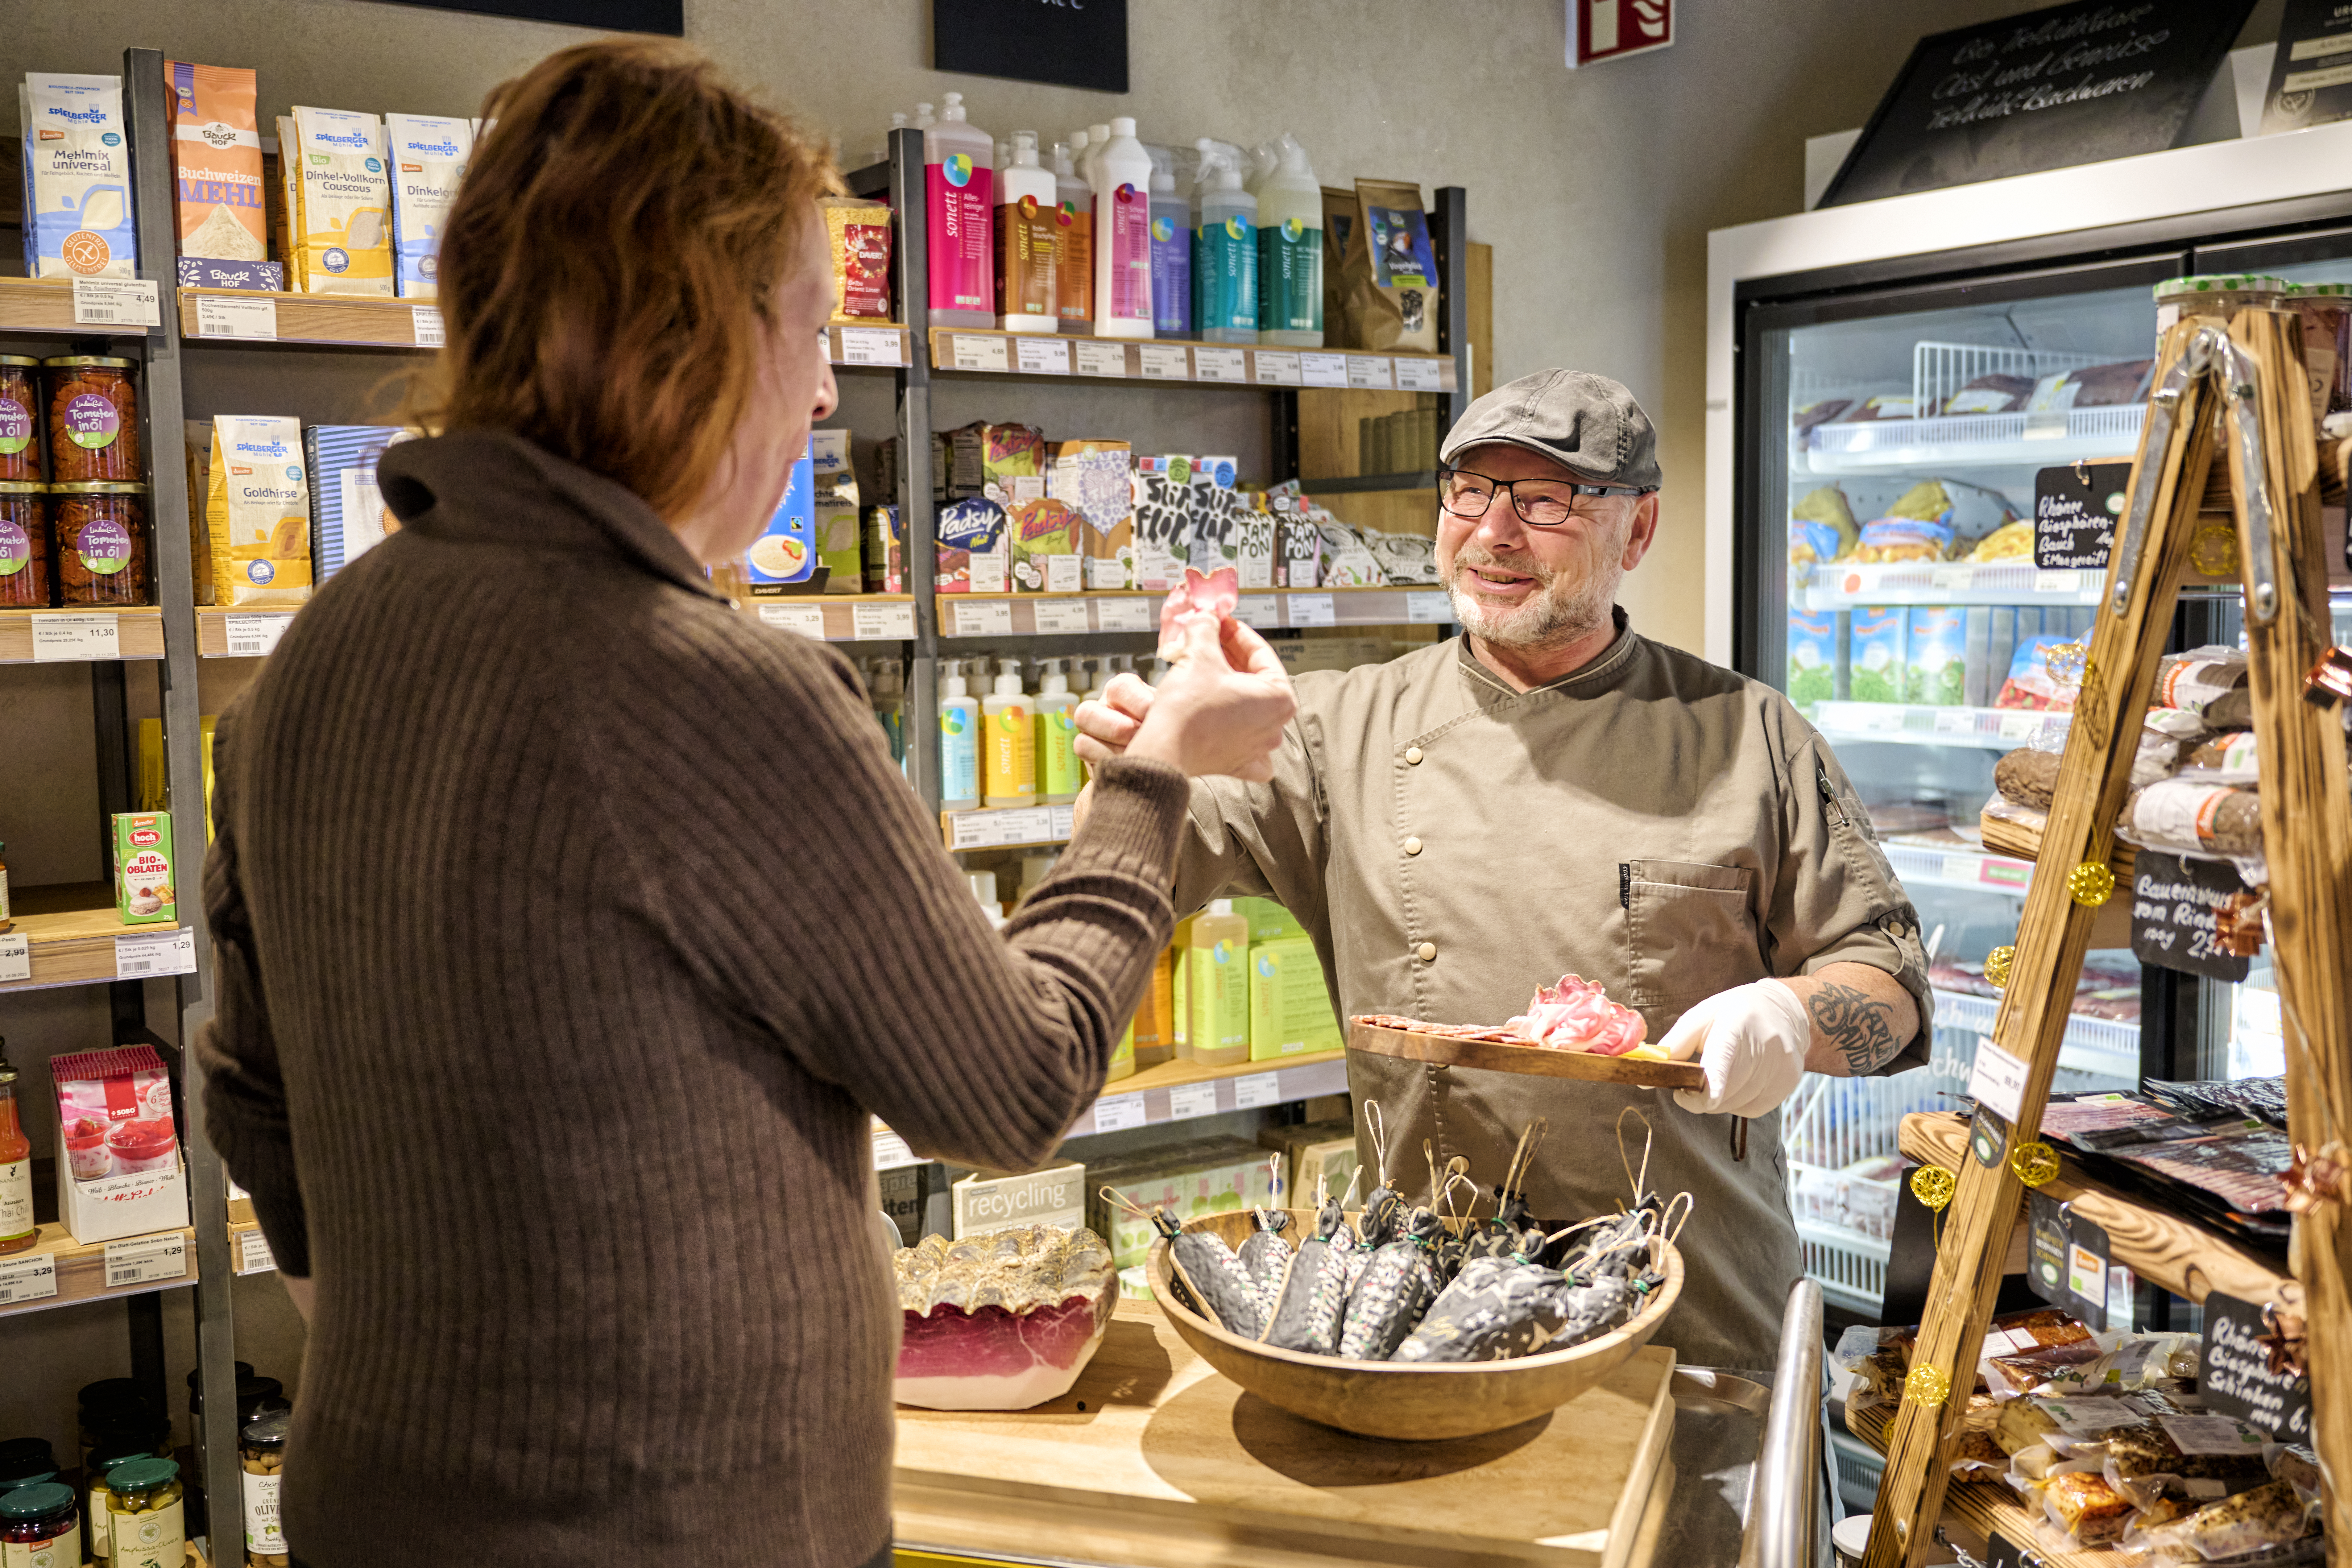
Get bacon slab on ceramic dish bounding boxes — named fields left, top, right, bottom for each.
left=1360, top=974, right=1663, bottom=1060
left=1157, top=565, right=1240, bottom=660
left=892, top=1225, right=1117, bottom=1411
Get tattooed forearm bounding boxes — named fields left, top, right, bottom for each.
left=1807, top=980, right=1902, bottom=1075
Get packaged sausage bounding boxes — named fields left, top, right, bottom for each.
left=2118, top=779, right=2264, bottom=858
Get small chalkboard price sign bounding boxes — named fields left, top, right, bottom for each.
left=2035, top=462, right=2130, bottom=570
left=1822, top=0, right=2255, bottom=207
left=2202, top=1290, right=2312, bottom=1442
left=2131, top=850, right=2254, bottom=981
left=935, top=0, right=1128, bottom=92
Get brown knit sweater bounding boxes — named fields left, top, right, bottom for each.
left=196, top=431, right=1187, bottom=1568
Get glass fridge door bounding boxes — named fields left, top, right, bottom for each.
left=1739, top=255, right=2185, bottom=1314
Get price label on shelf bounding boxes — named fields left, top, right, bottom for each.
left=1233, top=1072, right=1282, bottom=1111
left=2033, top=569, right=2081, bottom=596
left=1048, top=804, right=1075, bottom=839
left=223, top=613, right=293, bottom=657
left=1299, top=352, right=1349, bottom=388
left=1137, top=344, right=1190, bottom=380
left=1075, top=341, right=1128, bottom=377
left=1406, top=591, right=1453, bottom=624
left=409, top=305, right=446, bottom=348
left=30, top=614, right=119, bottom=662
left=756, top=603, right=826, bottom=638
left=1930, top=565, right=1971, bottom=592
left=1286, top=593, right=1337, bottom=628
left=1015, top=336, right=1071, bottom=375
left=837, top=327, right=905, bottom=366
left=872, top=1126, right=920, bottom=1171
left=1942, top=854, right=1984, bottom=885
left=951, top=334, right=1010, bottom=372
left=1193, top=347, right=1246, bottom=383
left=0, top=1251, right=57, bottom=1307
left=1234, top=595, right=1279, bottom=630
left=0, top=935, right=29, bottom=986
left=952, top=599, right=1014, bottom=638
left=1967, top=1039, right=2029, bottom=1124
left=1095, top=598, right=1152, bottom=631
left=1032, top=598, right=1091, bottom=635
left=237, top=1228, right=276, bottom=1276
left=1252, top=350, right=1302, bottom=385
left=947, top=806, right=1057, bottom=851
left=115, top=929, right=196, bottom=979
left=1395, top=357, right=1446, bottom=392
left=104, top=1232, right=188, bottom=1290
left=851, top=602, right=915, bottom=640
left=1932, top=709, right=1977, bottom=736
left=1345, top=355, right=1394, bottom=390
left=72, top=278, right=160, bottom=328
left=1168, top=1082, right=1220, bottom=1121
left=1998, top=711, right=2045, bottom=741
left=194, top=294, right=278, bottom=340
left=1092, top=1092, right=1147, bottom=1134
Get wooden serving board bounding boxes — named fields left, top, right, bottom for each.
left=894, top=1301, right=1678, bottom=1568
left=1349, top=1021, right=1705, bottom=1091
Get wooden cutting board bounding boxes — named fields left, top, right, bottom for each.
left=894, top=1301, right=1678, bottom=1568
left=1350, top=1021, right=1706, bottom=1091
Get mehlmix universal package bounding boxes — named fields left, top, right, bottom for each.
left=288, top=105, right=394, bottom=294
left=19, top=72, right=137, bottom=279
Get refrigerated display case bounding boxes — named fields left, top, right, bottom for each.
left=1706, top=122, right=2352, bottom=1314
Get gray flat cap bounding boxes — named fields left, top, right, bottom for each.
left=1439, top=369, right=1661, bottom=489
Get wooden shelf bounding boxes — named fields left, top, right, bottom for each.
left=0, top=1222, right=198, bottom=1319
left=1063, top=1048, right=1348, bottom=1139
left=1899, top=1110, right=2291, bottom=1306
left=929, top=328, right=1458, bottom=393
left=938, top=584, right=1451, bottom=638
left=1847, top=1399, right=2116, bottom=1567
left=3, top=883, right=194, bottom=994
left=738, top=593, right=916, bottom=642
left=0, top=277, right=147, bottom=338
left=180, top=287, right=910, bottom=367
left=0, top=606, right=164, bottom=664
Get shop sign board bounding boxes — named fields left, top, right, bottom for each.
left=2259, top=0, right=2352, bottom=135
left=2130, top=851, right=2253, bottom=982
left=935, top=0, right=1128, bottom=92
left=1820, top=0, right=2255, bottom=208
left=1568, top=0, right=1672, bottom=67
left=2034, top=462, right=2129, bottom=571
left=2199, top=1289, right=2313, bottom=1440
left=383, top=0, right=681, bottom=34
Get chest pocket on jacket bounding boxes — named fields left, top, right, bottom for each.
left=1622, top=859, right=1763, bottom=1010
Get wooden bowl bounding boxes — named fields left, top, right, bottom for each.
left=1145, top=1208, right=1683, bottom=1442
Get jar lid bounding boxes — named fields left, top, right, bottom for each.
left=236, top=1375, right=284, bottom=1405
left=40, top=355, right=135, bottom=369
left=0, top=355, right=38, bottom=369
left=0, top=1437, right=53, bottom=1469
left=2290, top=281, right=2352, bottom=297
left=87, top=1436, right=164, bottom=1472
left=0, top=482, right=47, bottom=496
left=48, top=482, right=149, bottom=495
left=106, top=1456, right=180, bottom=1491
left=84, top=1413, right=170, bottom=1450
left=2152, top=273, right=2289, bottom=299
left=0, top=1482, right=72, bottom=1519
left=241, top=1410, right=290, bottom=1447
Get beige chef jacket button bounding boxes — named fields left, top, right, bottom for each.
left=1404, top=836, right=1423, bottom=855
left=1416, top=941, right=1437, bottom=962
left=1404, top=746, right=1424, bottom=764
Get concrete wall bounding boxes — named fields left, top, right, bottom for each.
left=0, top=0, right=2285, bottom=1465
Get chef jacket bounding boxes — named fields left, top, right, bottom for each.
left=1170, top=611, right=1932, bottom=1369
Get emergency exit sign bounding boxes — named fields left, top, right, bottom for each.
left=1571, top=0, right=1672, bottom=66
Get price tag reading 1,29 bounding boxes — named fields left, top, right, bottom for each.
left=116, top=929, right=197, bottom=980
left=0, top=1250, right=57, bottom=1307
left=104, top=1232, right=188, bottom=1290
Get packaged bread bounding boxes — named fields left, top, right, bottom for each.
left=2128, top=1479, right=2313, bottom=1562
left=2089, top=1417, right=2269, bottom=1509
left=205, top=416, right=313, bottom=606
left=819, top=196, right=892, bottom=323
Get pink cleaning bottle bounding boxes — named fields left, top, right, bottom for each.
left=925, top=93, right=994, bottom=329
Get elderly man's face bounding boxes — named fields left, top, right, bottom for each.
left=1433, top=443, right=1658, bottom=651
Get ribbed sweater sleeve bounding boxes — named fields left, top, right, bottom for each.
left=587, top=612, right=1187, bottom=1171
left=193, top=708, right=313, bottom=1278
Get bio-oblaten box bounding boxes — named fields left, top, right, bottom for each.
left=20, top=73, right=136, bottom=279
left=112, top=811, right=176, bottom=925
left=744, top=452, right=817, bottom=592
left=384, top=112, right=472, bottom=299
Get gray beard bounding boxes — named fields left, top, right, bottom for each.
left=1443, top=553, right=1622, bottom=651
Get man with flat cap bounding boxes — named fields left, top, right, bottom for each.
left=1075, top=370, right=1929, bottom=1368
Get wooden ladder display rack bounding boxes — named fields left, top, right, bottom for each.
left=1862, top=310, right=2352, bottom=1565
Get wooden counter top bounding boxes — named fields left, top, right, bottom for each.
left=893, top=1300, right=1678, bottom=1568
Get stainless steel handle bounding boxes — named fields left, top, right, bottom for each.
left=1740, top=1277, right=1824, bottom=1568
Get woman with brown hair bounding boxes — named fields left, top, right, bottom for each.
left=196, top=39, right=1293, bottom=1568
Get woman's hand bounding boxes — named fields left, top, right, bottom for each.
left=1074, top=612, right=1294, bottom=780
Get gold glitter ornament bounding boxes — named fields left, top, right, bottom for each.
left=2011, top=1141, right=2060, bottom=1188
left=1904, top=1363, right=1951, bottom=1408
left=1984, top=945, right=2015, bottom=989
left=2069, top=862, right=2116, bottom=907
left=1911, top=1165, right=1956, bottom=1210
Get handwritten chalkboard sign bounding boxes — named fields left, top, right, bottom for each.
left=1821, top=0, right=2255, bottom=208
left=385, top=0, right=680, bottom=32
left=2036, top=462, right=2130, bottom=570
left=2202, top=1290, right=2313, bottom=1441
left=935, top=0, right=1128, bottom=92
left=2131, top=850, right=2253, bottom=981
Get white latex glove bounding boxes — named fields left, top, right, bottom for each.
left=1661, top=978, right=1811, bottom=1119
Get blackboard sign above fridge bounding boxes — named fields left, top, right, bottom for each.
left=1820, top=0, right=2256, bottom=208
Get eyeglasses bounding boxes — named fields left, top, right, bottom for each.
left=1436, top=466, right=1657, bottom=529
